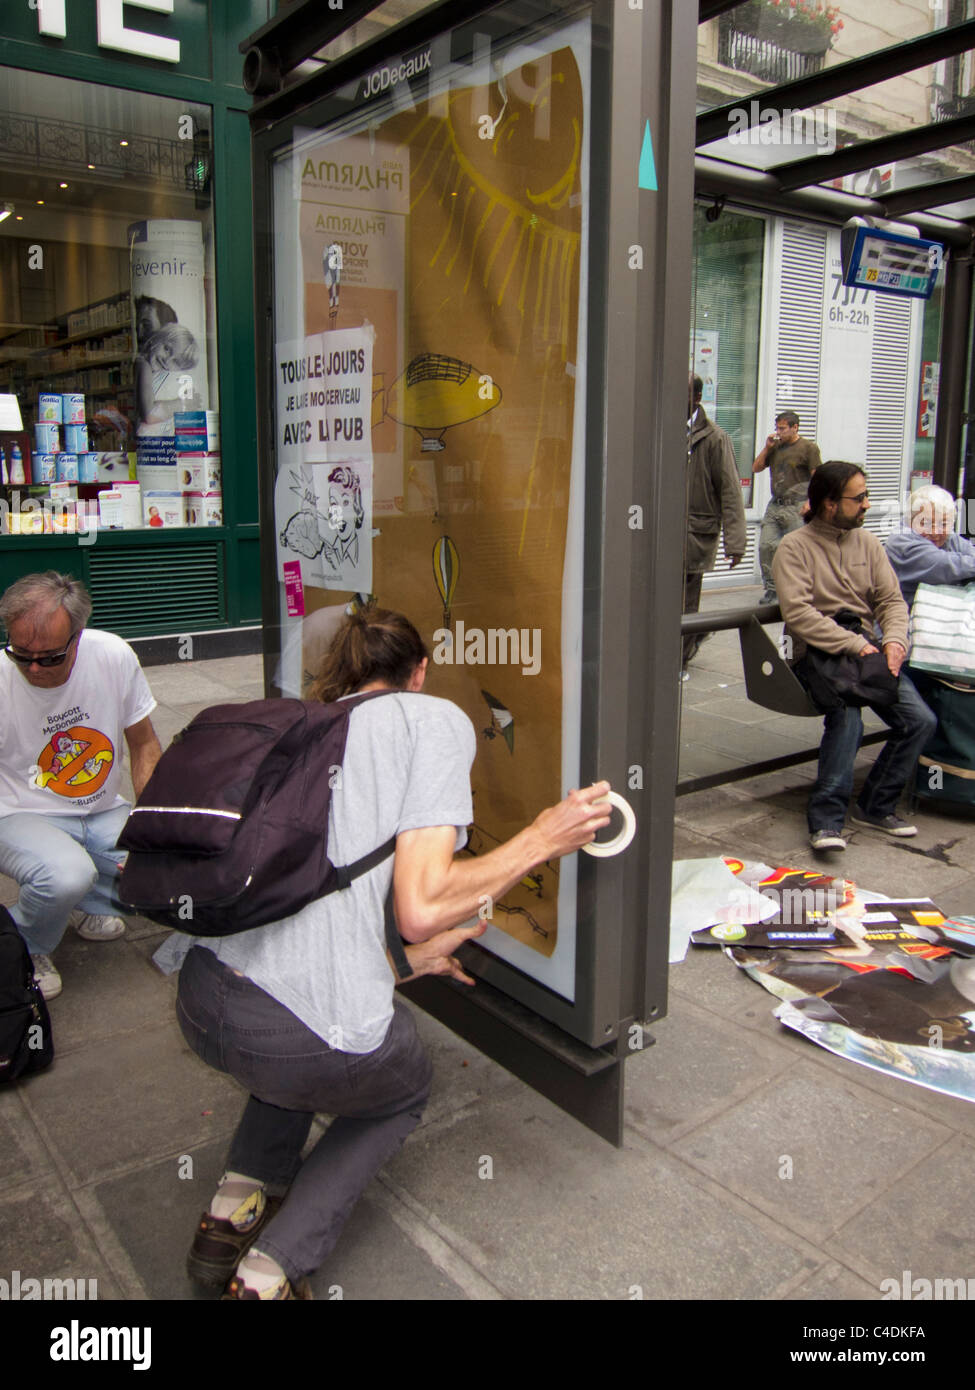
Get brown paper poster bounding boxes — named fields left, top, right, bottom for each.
left=287, top=33, right=587, bottom=970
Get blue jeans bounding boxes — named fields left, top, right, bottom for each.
left=0, top=805, right=131, bottom=955
left=176, top=945, right=433, bottom=1286
left=808, top=672, right=937, bottom=832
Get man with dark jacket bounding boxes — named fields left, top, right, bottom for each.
left=683, top=375, right=747, bottom=674
left=773, top=462, right=936, bottom=852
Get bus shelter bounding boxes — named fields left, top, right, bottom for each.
left=241, top=0, right=698, bottom=1144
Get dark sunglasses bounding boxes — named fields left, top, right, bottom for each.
left=4, top=631, right=78, bottom=667
left=842, top=490, right=869, bottom=504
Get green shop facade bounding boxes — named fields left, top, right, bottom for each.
left=0, top=0, right=273, bottom=655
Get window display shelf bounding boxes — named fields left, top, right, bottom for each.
left=25, top=355, right=133, bottom=382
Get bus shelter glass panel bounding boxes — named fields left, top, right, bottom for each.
left=269, top=11, right=593, bottom=1003
left=690, top=206, right=764, bottom=507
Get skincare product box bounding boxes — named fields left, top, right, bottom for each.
left=178, top=455, right=222, bottom=493
left=99, top=481, right=142, bottom=529
left=137, top=462, right=180, bottom=493
left=174, top=410, right=219, bottom=452
left=97, top=451, right=135, bottom=483
left=144, top=491, right=183, bottom=528
left=184, top=491, right=223, bottom=527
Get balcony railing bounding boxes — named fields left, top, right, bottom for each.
left=717, top=12, right=830, bottom=86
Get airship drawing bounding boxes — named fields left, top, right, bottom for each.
left=387, top=352, right=502, bottom=451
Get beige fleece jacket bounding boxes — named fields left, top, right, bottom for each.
left=772, top=517, right=909, bottom=657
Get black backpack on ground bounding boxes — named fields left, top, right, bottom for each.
left=0, top=906, right=54, bottom=1085
left=117, top=693, right=410, bottom=975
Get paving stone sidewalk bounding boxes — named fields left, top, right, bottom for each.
left=3, top=596, right=974, bottom=1302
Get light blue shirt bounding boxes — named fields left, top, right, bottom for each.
left=884, top=525, right=975, bottom=609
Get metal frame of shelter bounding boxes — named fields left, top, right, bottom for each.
left=241, top=0, right=697, bottom=1146
left=697, top=0, right=975, bottom=506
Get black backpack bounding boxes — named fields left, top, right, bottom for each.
left=0, top=906, right=54, bottom=1085
left=117, top=694, right=410, bottom=974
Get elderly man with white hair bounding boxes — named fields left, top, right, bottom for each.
left=884, top=485, right=975, bottom=609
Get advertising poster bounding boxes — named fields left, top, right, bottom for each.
left=272, top=20, right=592, bottom=998
left=291, top=133, right=408, bottom=515
left=917, top=360, right=939, bottom=438
left=274, top=326, right=374, bottom=593
left=129, top=219, right=210, bottom=437
left=690, top=330, right=719, bottom=405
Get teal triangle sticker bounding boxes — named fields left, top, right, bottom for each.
left=639, top=120, right=657, bottom=191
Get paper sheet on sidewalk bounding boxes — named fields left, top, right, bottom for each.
left=669, top=858, right=779, bottom=963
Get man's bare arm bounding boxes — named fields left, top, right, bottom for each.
left=393, top=782, right=612, bottom=942
left=753, top=433, right=776, bottom=474
left=125, top=716, right=163, bottom=799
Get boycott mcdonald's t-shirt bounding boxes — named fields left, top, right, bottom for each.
left=0, top=629, right=156, bottom=818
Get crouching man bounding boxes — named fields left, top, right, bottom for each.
left=0, top=572, right=162, bottom=998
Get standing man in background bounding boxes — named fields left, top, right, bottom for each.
left=753, top=410, right=823, bottom=604
left=683, top=375, right=747, bottom=678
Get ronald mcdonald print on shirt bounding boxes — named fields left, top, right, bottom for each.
left=31, top=726, right=116, bottom=797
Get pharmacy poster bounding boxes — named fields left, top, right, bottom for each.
left=293, top=132, right=407, bottom=516
left=274, top=326, right=374, bottom=593
left=129, top=219, right=210, bottom=436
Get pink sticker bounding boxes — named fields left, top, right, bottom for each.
left=284, top=561, right=305, bottom=616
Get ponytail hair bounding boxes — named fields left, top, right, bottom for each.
left=309, top=606, right=429, bottom=703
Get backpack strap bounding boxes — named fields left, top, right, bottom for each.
left=333, top=837, right=411, bottom=979
left=329, top=688, right=412, bottom=977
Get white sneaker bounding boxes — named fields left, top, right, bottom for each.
left=69, top=911, right=126, bottom=941
left=31, top=954, right=62, bottom=1000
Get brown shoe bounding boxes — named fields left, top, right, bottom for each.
left=221, top=1272, right=312, bottom=1300
left=186, top=1195, right=281, bottom=1287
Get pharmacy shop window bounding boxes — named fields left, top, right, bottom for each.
left=0, top=70, right=221, bottom=536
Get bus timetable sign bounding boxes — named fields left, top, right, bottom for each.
left=841, top=218, right=942, bottom=301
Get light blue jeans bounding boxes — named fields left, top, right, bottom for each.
left=0, top=805, right=131, bottom=955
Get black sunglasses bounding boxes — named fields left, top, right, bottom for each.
left=4, top=632, right=79, bottom=667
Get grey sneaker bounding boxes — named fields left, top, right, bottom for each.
left=810, top=828, right=847, bottom=851
left=850, top=809, right=917, bottom=838
left=31, top=954, right=62, bottom=1000
left=69, top=911, right=126, bottom=940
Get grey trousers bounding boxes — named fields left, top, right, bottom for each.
left=176, top=945, right=432, bottom=1286
left=759, top=499, right=803, bottom=600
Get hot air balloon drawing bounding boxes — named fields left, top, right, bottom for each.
left=387, top=353, right=501, bottom=451
left=323, top=242, right=342, bottom=324
left=432, top=534, right=459, bottom=627
left=481, top=688, right=514, bottom=753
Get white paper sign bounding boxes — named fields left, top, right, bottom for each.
left=275, top=326, right=372, bottom=468
left=274, top=326, right=374, bottom=592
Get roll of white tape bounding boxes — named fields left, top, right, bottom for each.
left=581, top=790, right=637, bottom=857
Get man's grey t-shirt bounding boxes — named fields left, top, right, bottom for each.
left=201, top=692, right=476, bottom=1053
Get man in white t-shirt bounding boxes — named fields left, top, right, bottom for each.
left=0, top=572, right=162, bottom=1000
